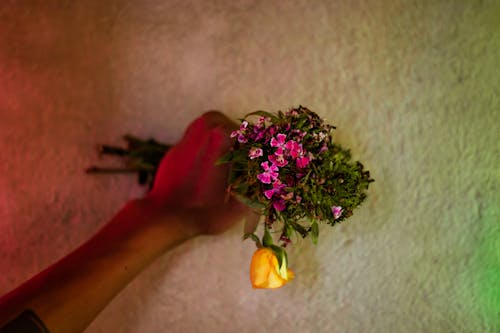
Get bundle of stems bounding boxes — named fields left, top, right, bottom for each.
left=86, top=135, right=170, bottom=189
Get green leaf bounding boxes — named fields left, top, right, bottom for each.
left=263, top=227, right=273, bottom=247
left=269, top=245, right=283, bottom=266
left=233, top=193, right=266, bottom=210
left=243, top=233, right=262, bottom=248
left=285, top=223, right=294, bottom=238
left=291, top=221, right=308, bottom=238
left=311, top=221, right=319, bottom=244
left=296, top=117, right=308, bottom=129
left=216, top=151, right=233, bottom=165
left=234, top=182, right=249, bottom=193
left=244, top=110, right=279, bottom=122
left=299, top=170, right=312, bottom=184
left=269, top=245, right=290, bottom=278
left=231, top=149, right=248, bottom=160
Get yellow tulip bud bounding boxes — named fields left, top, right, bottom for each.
left=249, top=248, right=294, bottom=289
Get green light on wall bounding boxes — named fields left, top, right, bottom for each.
left=472, top=204, right=500, bottom=330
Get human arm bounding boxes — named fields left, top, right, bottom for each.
left=0, top=111, right=253, bottom=333
left=0, top=198, right=194, bottom=333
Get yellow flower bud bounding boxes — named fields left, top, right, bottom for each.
left=249, top=248, right=294, bottom=289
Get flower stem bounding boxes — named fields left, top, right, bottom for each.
left=99, top=145, right=129, bottom=157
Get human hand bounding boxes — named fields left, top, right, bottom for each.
left=144, top=111, right=257, bottom=236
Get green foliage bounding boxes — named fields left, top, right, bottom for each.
left=269, top=244, right=288, bottom=270
left=225, top=106, right=374, bottom=260
left=263, top=227, right=274, bottom=247
left=310, top=221, right=319, bottom=244
left=244, top=110, right=279, bottom=122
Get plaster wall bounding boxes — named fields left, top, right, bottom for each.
left=0, top=1, right=499, bottom=332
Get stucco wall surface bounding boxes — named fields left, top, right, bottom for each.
left=0, top=1, right=499, bottom=332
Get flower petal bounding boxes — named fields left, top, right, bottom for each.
left=257, top=173, right=272, bottom=184
left=250, top=248, right=291, bottom=289
left=264, top=189, right=275, bottom=199
left=276, top=133, right=287, bottom=144
left=273, top=199, right=287, bottom=211
left=331, top=206, right=343, bottom=219
left=270, top=137, right=279, bottom=147
left=296, top=156, right=310, bottom=168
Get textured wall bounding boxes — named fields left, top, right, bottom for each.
left=0, top=1, right=499, bottom=332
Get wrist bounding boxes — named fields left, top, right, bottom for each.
left=131, top=198, right=202, bottom=242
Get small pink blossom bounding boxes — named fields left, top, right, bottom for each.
left=252, top=126, right=266, bottom=141
left=331, top=206, right=343, bottom=219
left=252, top=118, right=267, bottom=141
left=263, top=180, right=288, bottom=211
left=285, top=140, right=303, bottom=159
left=230, top=121, right=249, bottom=143
left=248, top=147, right=263, bottom=159
left=295, top=195, right=302, bottom=203
left=267, top=126, right=277, bottom=137
left=264, top=181, right=286, bottom=199
left=268, top=147, right=288, bottom=167
left=319, top=144, right=328, bottom=154
left=263, top=188, right=276, bottom=199
left=257, top=161, right=279, bottom=184
left=257, top=116, right=266, bottom=127
left=291, top=130, right=307, bottom=141
left=279, top=234, right=291, bottom=247
left=273, top=199, right=287, bottom=211
left=269, top=154, right=288, bottom=167
left=296, top=156, right=310, bottom=168
left=270, top=133, right=287, bottom=148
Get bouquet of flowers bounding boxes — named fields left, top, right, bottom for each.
left=87, top=106, right=373, bottom=288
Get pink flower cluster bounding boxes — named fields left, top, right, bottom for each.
left=230, top=113, right=327, bottom=214
left=258, top=133, right=310, bottom=177
left=268, top=134, right=310, bottom=169
left=250, top=131, right=313, bottom=212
